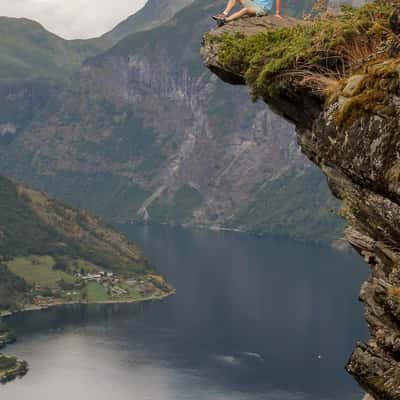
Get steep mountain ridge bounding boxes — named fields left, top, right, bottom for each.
left=0, top=0, right=194, bottom=145
left=0, top=16, right=110, bottom=145
left=0, top=0, right=195, bottom=84
left=202, top=3, right=400, bottom=397
left=0, top=17, right=107, bottom=81
left=0, top=0, right=343, bottom=243
left=103, top=0, right=194, bottom=43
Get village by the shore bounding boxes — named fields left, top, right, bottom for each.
left=0, top=270, right=175, bottom=317
left=0, top=270, right=175, bottom=384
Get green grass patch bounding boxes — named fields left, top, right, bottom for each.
left=120, top=283, right=142, bottom=300
left=6, top=256, right=74, bottom=288
left=127, top=287, right=141, bottom=300
left=86, top=282, right=109, bottom=302
left=212, top=2, right=393, bottom=99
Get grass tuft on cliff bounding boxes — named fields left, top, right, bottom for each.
left=211, top=1, right=393, bottom=99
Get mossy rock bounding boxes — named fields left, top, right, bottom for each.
left=204, top=1, right=394, bottom=101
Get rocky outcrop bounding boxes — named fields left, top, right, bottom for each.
left=202, top=5, right=400, bottom=399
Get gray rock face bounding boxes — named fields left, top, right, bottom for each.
left=202, top=14, right=400, bottom=399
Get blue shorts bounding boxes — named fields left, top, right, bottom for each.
left=243, top=0, right=272, bottom=15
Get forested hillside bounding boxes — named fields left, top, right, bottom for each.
left=0, top=176, right=173, bottom=312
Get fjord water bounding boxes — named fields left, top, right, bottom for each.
left=3, top=225, right=367, bottom=400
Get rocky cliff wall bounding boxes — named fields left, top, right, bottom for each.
left=202, top=4, right=400, bottom=398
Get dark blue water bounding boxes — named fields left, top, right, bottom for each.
left=2, top=225, right=368, bottom=399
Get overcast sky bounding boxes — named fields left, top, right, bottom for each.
left=0, top=0, right=147, bottom=39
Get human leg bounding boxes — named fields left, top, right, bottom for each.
left=225, top=6, right=256, bottom=21
left=223, top=0, right=240, bottom=15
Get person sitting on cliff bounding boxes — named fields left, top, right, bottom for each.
left=213, top=0, right=281, bottom=26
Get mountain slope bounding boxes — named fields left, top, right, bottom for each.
left=0, top=17, right=108, bottom=81
left=0, top=265, right=30, bottom=312
left=0, top=17, right=110, bottom=148
left=103, top=0, right=194, bottom=43
left=0, top=175, right=147, bottom=272
left=0, top=175, right=171, bottom=312
left=0, top=0, right=344, bottom=243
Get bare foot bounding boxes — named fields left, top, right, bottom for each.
left=275, top=13, right=283, bottom=18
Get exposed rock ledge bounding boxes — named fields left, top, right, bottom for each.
left=202, top=5, right=400, bottom=399
left=202, top=15, right=299, bottom=83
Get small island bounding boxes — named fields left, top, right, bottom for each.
left=0, top=323, right=28, bottom=383
left=0, top=354, right=28, bottom=384
left=0, top=323, right=16, bottom=349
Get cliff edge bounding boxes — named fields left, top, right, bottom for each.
left=202, top=2, right=400, bottom=398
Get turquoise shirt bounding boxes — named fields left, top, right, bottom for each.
left=254, top=0, right=273, bottom=10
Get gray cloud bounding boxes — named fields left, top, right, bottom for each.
left=0, top=0, right=147, bottom=39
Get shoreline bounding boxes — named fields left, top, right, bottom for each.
left=120, top=221, right=348, bottom=252
left=0, top=288, right=175, bottom=384
left=1, top=289, right=176, bottom=319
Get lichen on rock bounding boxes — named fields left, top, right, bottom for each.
left=202, top=1, right=400, bottom=398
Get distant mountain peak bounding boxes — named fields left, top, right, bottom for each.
left=103, top=0, right=194, bottom=43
